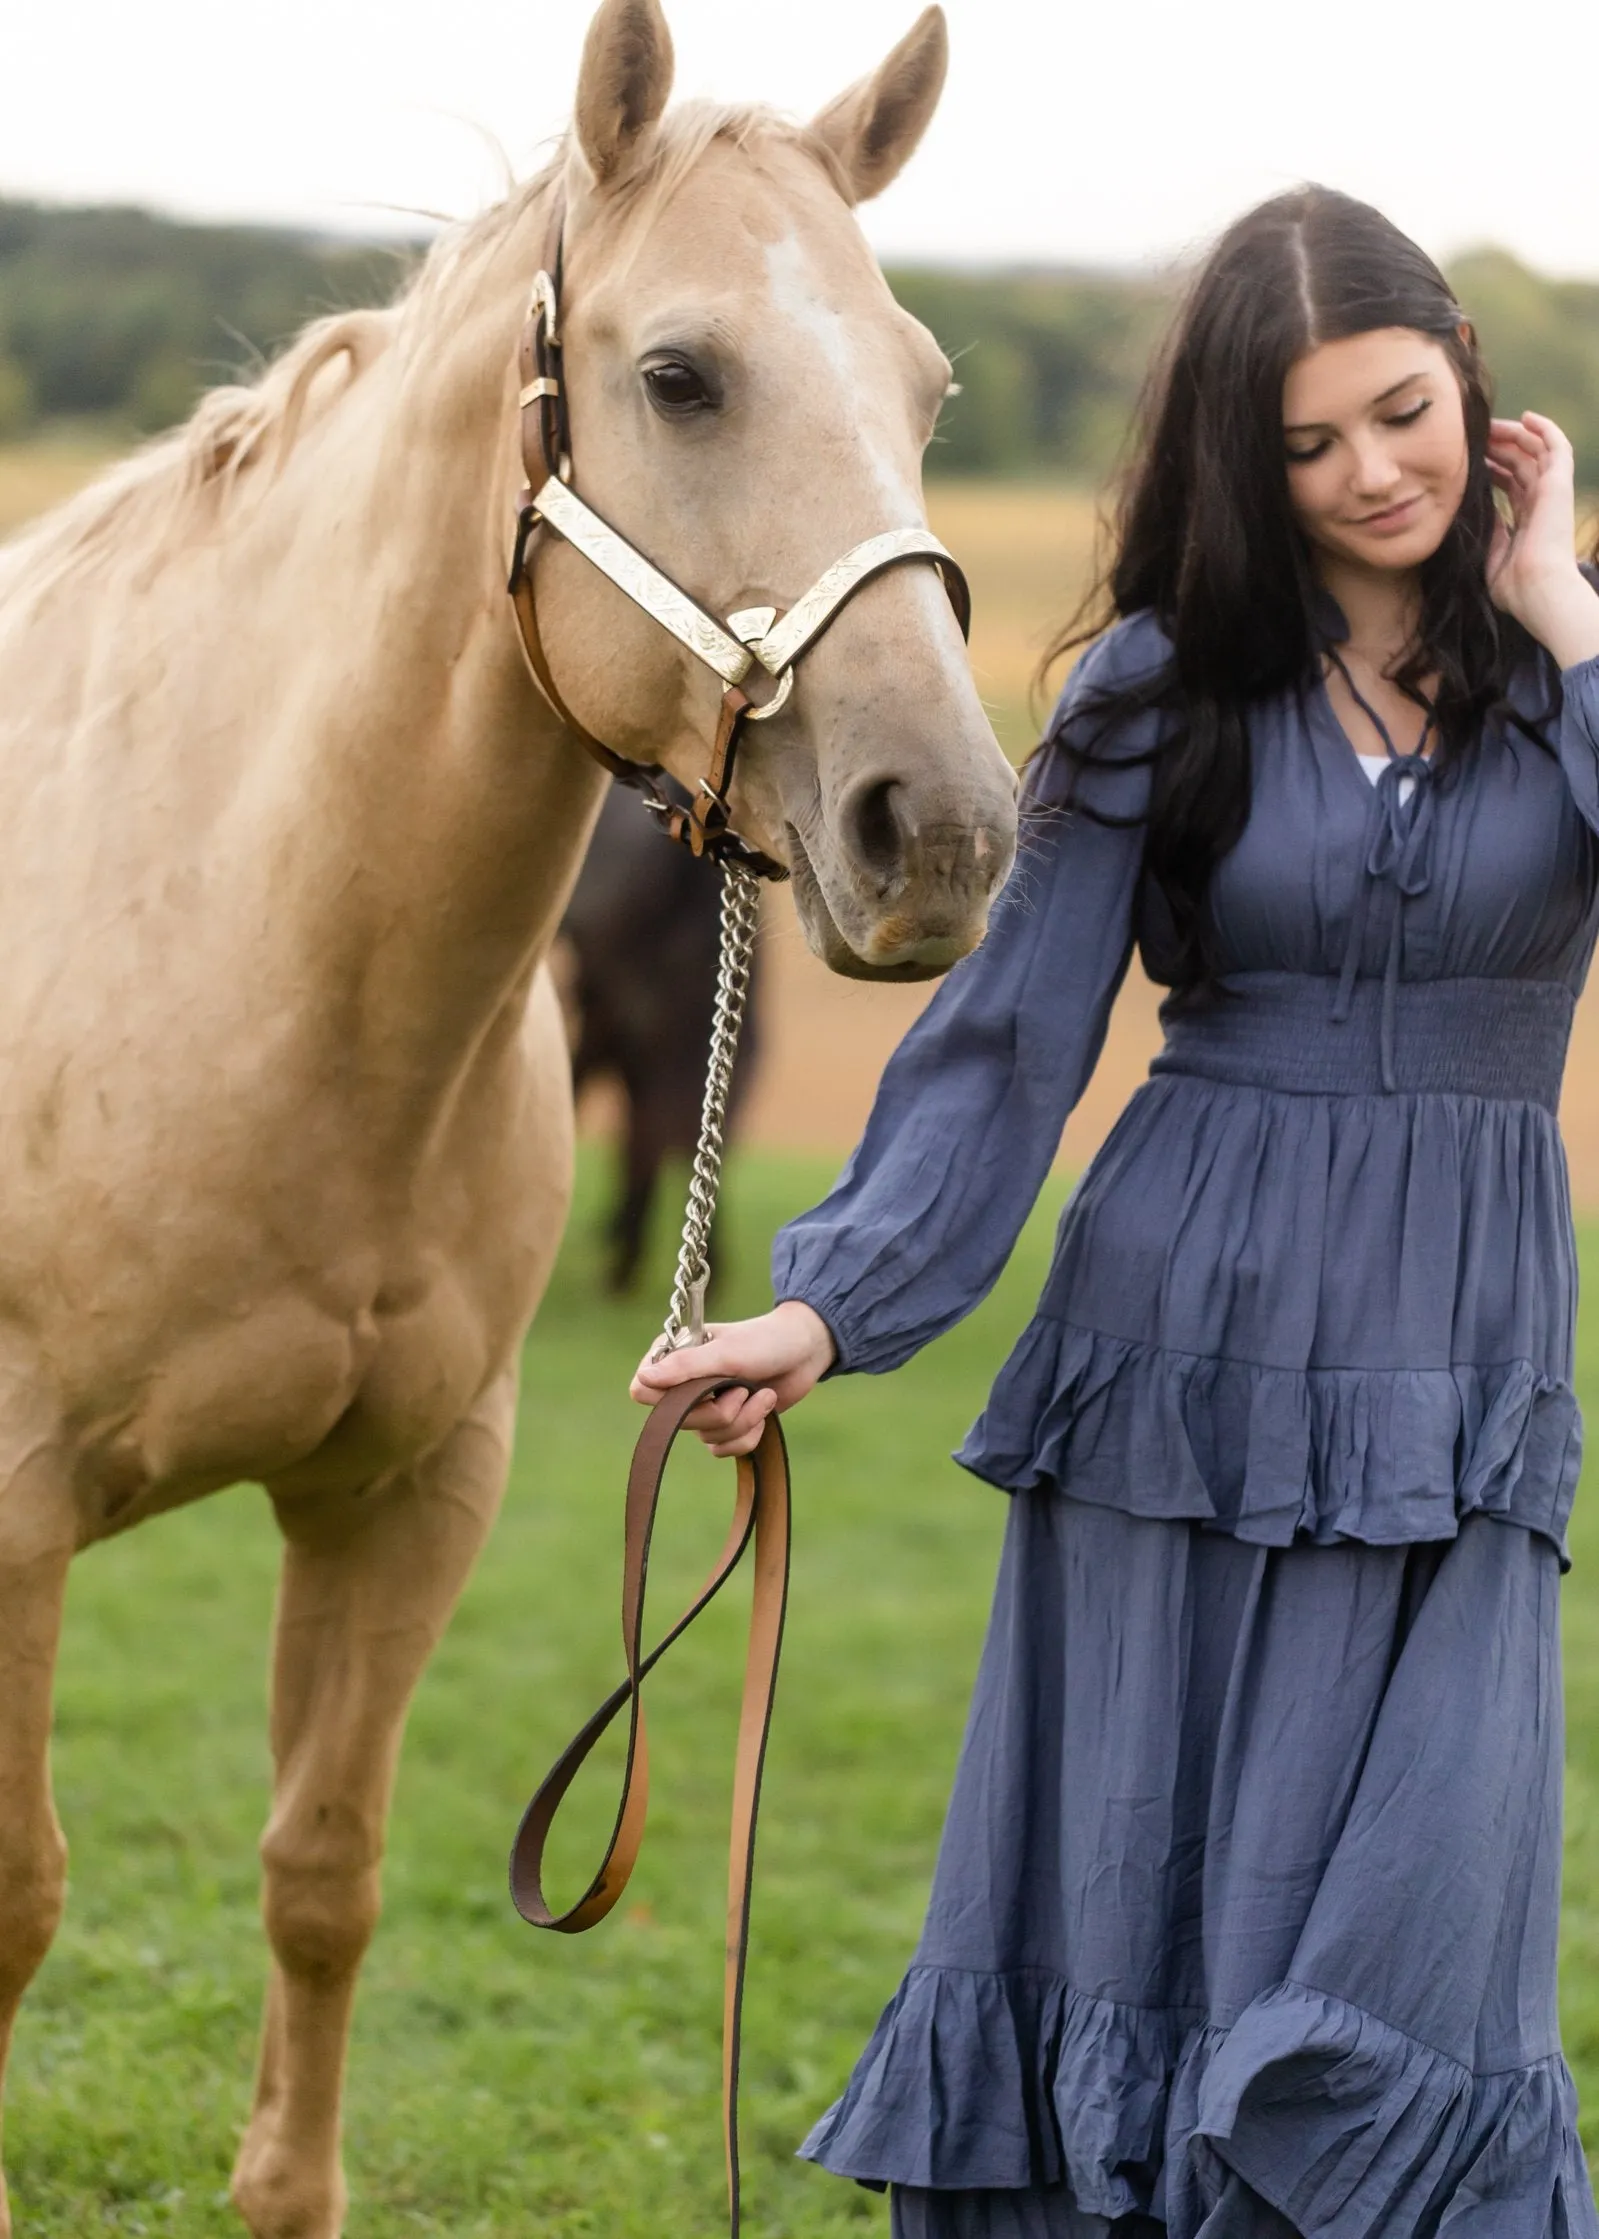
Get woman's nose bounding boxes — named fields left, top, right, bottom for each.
left=1348, top=439, right=1402, bottom=498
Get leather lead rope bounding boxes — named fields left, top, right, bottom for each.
left=509, top=1374, right=791, bottom=2236
left=512, top=861, right=784, bottom=2232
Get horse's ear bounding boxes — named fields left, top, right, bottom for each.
left=571, top=0, right=675, bottom=190
left=810, top=6, right=948, bottom=207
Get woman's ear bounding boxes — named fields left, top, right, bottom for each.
left=810, top=7, right=948, bottom=207
left=571, top=0, right=675, bottom=191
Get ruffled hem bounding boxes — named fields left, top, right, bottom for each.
left=956, top=1319, right=1582, bottom=1564
left=799, top=1966, right=1597, bottom=2237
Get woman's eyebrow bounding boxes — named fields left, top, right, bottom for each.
left=1284, top=370, right=1432, bottom=434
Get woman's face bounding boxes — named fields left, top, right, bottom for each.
left=1281, top=327, right=1470, bottom=576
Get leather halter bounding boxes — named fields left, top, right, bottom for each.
left=506, top=202, right=973, bottom=881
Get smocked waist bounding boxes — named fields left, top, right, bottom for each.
left=1151, top=973, right=1575, bottom=1111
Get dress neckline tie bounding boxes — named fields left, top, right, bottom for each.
left=1325, top=647, right=1439, bottom=1092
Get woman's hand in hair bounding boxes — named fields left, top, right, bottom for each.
left=1486, top=412, right=1599, bottom=670
left=630, top=1299, right=837, bottom=1458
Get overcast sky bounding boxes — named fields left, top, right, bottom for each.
left=5, top=0, right=1594, bottom=278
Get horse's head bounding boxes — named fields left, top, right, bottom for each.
left=521, top=0, right=1018, bottom=980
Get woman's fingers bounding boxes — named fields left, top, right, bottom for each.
left=701, top=1388, right=778, bottom=1458
left=631, top=1302, right=835, bottom=1408
left=694, top=1388, right=774, bottom=1459
left=1485, top=414, right=1574, bottom=565
left=1487, top=429, right=1539, bottom=478
left=1484, top=410, right=1591, bottom=642
left=1489, top=413, right=1573, bottom=488
left=1521, top=409, right=1571, bottom=450
left=627, top=1302, right=834, bottom=1458
left=676, top=1383, right=751, bottom=1431
left=1488, top=420, right=1537, bottom=459
left=631, top=1325, right=744, bottom=1402
left=1488, top=423, right=1549, bottom=483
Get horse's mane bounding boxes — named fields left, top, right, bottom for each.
left=0, top=103, right=844, bottom=611
left=0, top=307, right=398, bottom=609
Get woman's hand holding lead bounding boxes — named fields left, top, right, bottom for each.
left=630, top=1299, right=837, bottom=1458
left=1486, top=412, right=1599, bottom=670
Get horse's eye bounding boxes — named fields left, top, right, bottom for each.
left=642, top=357, right=715, bottom=417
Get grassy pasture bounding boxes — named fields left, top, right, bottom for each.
left=4, top=1147, right=1599, bottom=2235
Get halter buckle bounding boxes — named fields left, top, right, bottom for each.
left=529, top=268, right=560, bottom=349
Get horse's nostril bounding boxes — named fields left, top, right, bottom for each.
left=848, top=778, right=910, bottom=885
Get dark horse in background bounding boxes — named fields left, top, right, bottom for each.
left=561, top=781, right=764, bottom=1292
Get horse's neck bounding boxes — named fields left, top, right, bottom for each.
left=220, top=211, right=602, bottom=1104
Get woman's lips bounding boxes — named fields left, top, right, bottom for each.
left=1350, top=494, right=1423, bottom=535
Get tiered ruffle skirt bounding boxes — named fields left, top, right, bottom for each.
left=800, top=1494, right=1596, bottom=2237
left=958, top=1071, right=1583, bottom=1564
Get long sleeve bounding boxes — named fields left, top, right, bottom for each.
left=771, top=620, right=1163, bottom=1375
left=1554, top=653, right=1599, bottom=831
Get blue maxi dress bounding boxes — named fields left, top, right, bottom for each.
left=771, top=606, right=1599, bottom=2238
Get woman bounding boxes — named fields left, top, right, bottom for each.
left=635, top=186, right=1599, bottom=2237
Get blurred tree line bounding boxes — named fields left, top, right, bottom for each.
left=896, top=252, right=1599, bottom=481
left=2, top=197, right=1598, bottom=479
left=0, top=200, right=407, bottom=437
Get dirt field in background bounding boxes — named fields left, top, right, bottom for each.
left=0, top=437, right=119, bottom=540
left=8, top=444, right=1599, bottom=1200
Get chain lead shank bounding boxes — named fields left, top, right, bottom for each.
left=652, top=862, right=762, bottom=1358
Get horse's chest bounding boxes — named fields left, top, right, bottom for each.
left=71, top=1263, right=500, bottom=1537
left=10, top=983, right=566, bottom=1535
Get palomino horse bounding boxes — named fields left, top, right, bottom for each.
left=0, top=1, right=1017, bottom=2231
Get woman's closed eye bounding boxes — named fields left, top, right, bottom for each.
left=1286, top=397, right=1432, bottom=465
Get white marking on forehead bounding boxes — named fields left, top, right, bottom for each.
left=761, top=230, right=918, bottom=517
left=760, top=231, right=972, bottom=697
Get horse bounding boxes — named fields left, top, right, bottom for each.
left=0, top=2, right=1018, bottom=2231
left=563, top=777, right=764, bottom=1292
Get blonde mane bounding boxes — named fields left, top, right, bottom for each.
left=0, top=102, right=846, bottom=615
left=0, top=309, right=397, bottom=610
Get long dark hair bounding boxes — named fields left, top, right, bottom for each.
left=1048, top=184, right=1536, bottom=1001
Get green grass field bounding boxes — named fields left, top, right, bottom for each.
left=6, top=1145, right=1599, bottom=2235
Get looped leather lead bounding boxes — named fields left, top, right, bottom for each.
left=511, top=1375, right=792, bottom=2234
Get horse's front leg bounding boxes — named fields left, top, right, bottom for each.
left=231, top=1373, right=515, bottom=2239
left=0, top=1442, right=73, bottom=2239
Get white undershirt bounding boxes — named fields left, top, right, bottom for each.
left=1357, top=751, right=1416, bottom=804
